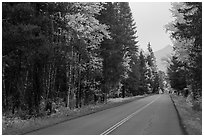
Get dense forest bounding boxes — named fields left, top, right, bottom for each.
left=2, top=2, right=161, bottom=118
left=165, top=2, right=202, bottom=99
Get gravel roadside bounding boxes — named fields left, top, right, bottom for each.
left=170, top=94, right=202, bottom=135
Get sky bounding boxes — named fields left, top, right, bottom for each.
left=129, top=2, right=173, bottom=52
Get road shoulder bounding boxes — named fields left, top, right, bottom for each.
left=170, top=94, right=202, bottom=135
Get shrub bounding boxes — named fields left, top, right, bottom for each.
left=192, top=99, right=202, bottom=111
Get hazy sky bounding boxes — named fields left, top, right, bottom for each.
left=129, top=2, right=173, bottom=52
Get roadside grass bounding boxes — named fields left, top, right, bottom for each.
left=170, top=94, right=202, bottom=135
left=2, top=95, right=147, bottom=135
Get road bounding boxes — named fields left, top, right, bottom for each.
left=27, top=94, right=183, bottom=135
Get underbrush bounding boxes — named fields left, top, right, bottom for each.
left=2, top=96, right=145, bottom=135
left=171, top=94, right=202, bottom=135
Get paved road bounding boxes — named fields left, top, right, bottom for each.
left=27, top=94, right=183, bottom=135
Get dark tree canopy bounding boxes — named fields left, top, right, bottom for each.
left=2, top=2, right=163, bottom=119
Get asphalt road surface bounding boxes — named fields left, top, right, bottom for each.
left=27, top=94, right=183, bottom=135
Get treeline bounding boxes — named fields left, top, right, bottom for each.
left=165, top=2, right=202, bottom=98
left=2, top=2, right=160, bottom=118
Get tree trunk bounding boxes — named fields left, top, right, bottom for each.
left=33, top=59, right=42, bottom=114
left=2, top=65, right=6, bottom=111
left=45, top=62, right=52, bottom=113
left=66, top=44, right=74, bottom=109
left=75, top=52, right=79, bottom=108
left=65, top=61, right=71, bottom=108
left=78, top=54, right=82, bottom=108
left=122, top=86, right=125, bottom=98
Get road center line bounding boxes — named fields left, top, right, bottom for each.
left=100, top=95, right=161, bottom=135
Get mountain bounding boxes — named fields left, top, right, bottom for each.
left=154, top=45, right=173, bottom=72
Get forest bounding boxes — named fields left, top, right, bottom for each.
left=2, top=2, right=202, bottom=120
left=165, top=2, right=202, bottom=100
left=2, top=2, right=160, bottom=118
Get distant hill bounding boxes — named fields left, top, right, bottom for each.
left=154, top=45, right=173, bottom=72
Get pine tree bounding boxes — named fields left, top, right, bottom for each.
left=97, top=2, right=118, bottom=101
left=167, top=56, right=187, bottom=92
left=146, top=42, right=159, bottom=93
left=158, top=71, right=166, bottom=92
left=138, top=50, right=148, bottom=94
left=97, top=2, right=139, bottom=98
left=165, top=2, right=202, bottom=98
left=115, top=2, right=139, bottom=97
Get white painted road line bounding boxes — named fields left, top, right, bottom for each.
left=100, top=95, right=161, bottom=135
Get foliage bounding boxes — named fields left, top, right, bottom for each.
left=158, top=71, right=166, bottom=91
left=2, top=2, right=110, bottom=116
left=97, top=2, right=139, bottom=98
left=165, top=2, right=202, bottom=97
left=145, top=43, right=159, bottom=93
left=2, top=2, right=160, bottom=120
left=167, top=56, right=187, bottom=91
